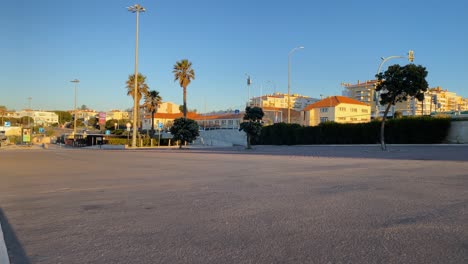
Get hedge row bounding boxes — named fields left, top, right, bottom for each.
left=257, top=116, right=451, bottom=145
left=107, top=137, right=175, bottom=147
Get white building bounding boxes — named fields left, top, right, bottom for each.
left=15, top=110, right=59, bottom=126
left=249, top=93, right=319, bottom=111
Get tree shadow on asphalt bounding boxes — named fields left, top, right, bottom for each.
left=0, top=208, right=31, bottom=264
left=167, top=145, right=468, bottom=162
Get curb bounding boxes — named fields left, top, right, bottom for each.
left=0, top=221, right=10, bottom=264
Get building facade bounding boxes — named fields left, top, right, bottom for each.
left=14, top=110, right=59, bottom=126
left=106, top=110, right=130, bottom=121
left=303, top=96, right=371, bottom=126
left=249, top=93, right=319, bottom=111
left=343, top=81, right=467, bottom=117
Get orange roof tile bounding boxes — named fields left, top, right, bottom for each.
left=192, top=113, right=243, bottom=120
left=303, top=96, right=369, bottom=111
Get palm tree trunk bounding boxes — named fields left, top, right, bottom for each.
left=183, top=87, right=187, bottom=118
left=380, top=103, right=393, bottom=151
left=151, top=110, right=155, bottom=135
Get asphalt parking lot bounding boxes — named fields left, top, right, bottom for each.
left=1, top=145, right=467, bottom=263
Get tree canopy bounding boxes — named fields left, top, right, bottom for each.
left=126, top=73, right=149, bottom=104
left=375, top=64, right=429, bottom=150
left=376, top=64, right=428, bottom=106
left=239, top=106, right=264, bottom=149
left=169, top=118, right=200, bottom=149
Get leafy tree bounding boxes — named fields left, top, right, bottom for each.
left=239, top=106, right=264, bottom=149
left=375, top=64, right=428, bottom=150
left=19, top=116, right=33, bottom=126
left=143, top=90, right=162, bottom=135
left=67, top=119, right=84, bottom=129
left=53, top=111, right=72, bottom=124
left=88, top=116, right=98, bottom=127
left=105, top=119, right=120, bottom=130
left=80, top=105, right=88, bottom=110
left=173, top=59, right=195, bottom=118
left=169, top=118, right=199, bottom=149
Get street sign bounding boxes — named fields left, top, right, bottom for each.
left=39, top=127, right=44, bottom=133
left=4, top=121, right=10, bottom=127
left=234, top=109, right=240, bottom=114
left=98, top=112, right=106, bottom=125
left=105, top=130, right=111, bottom=135
left=158, top=122, right=163, bottom=129
left=22, top=128, right=31, bottom=143
left=126, top=123, right=131, bottom=132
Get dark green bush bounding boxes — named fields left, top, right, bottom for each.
left=257, top=117, right=451, bottom=145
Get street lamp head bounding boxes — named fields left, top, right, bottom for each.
left=289, top=46, right=305, bottom=55
left=70, top=79, right=80, bottom=83
left=127, top=4, right=146, bottom=13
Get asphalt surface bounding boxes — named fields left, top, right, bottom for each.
left=0, top=145, right=467, bottom=263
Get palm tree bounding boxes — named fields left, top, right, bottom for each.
left=126, top=73, right=149, bottom=130
left=126, top=73, right=149, bottom=104
left=0, top=106, right=6, bottom=126
left=143, top=90, right=162, bottom=135
left=173, top=59, right=195, bottom=118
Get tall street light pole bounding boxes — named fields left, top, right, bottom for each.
left=374, top=50, right=414, bottom=118
left=288, top=46, right=304, bottom=124
left=128, top=4, right=146, bottom=148
left=70, top=79, right=80, bottom=139
left=245, top=74, right=251, bottom=107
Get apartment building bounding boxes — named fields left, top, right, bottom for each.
left=303, top=96, right=371, bottom=126
left=14, top=110, right=59, bottom=126
left=106, top=110, right=130, bottom=120
left=249, top=93, right=318, bottom=111
left=429, top=87, right=466, bottom=112
left=343, top=81, right=467, bottom=117
left=141, top=112, right=198, bottom=130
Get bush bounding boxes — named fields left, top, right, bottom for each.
left=257, top=117, right=451, bottom=145
left=106, top=135, right=176, bottom=147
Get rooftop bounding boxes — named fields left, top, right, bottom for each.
left=304, top=96, right=369, bottom=111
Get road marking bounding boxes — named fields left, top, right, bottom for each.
left=0, top=220, right=10, bottom=264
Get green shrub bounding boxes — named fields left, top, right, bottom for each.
left=258, top=117, right=451, bottom=145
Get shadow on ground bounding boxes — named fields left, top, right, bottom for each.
left=0, top=208, right=30, bottom=264
left=134, top=145, right=468, bottom=162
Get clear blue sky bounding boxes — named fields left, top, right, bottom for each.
left=1, top=0, right=467, bottom=112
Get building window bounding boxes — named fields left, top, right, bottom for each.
left=320, top=108, right=328, bottom=113
left=361, top=109, right=368, bottom=113
left=320, top=117, right=328, bottom=123
left=351, top=108, right=358, bottom=113
left=350, top=117, right=358, bottom=121
left=338, top=117, right=346, bottom=121
left=339, top=107, right=346, bottom=111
